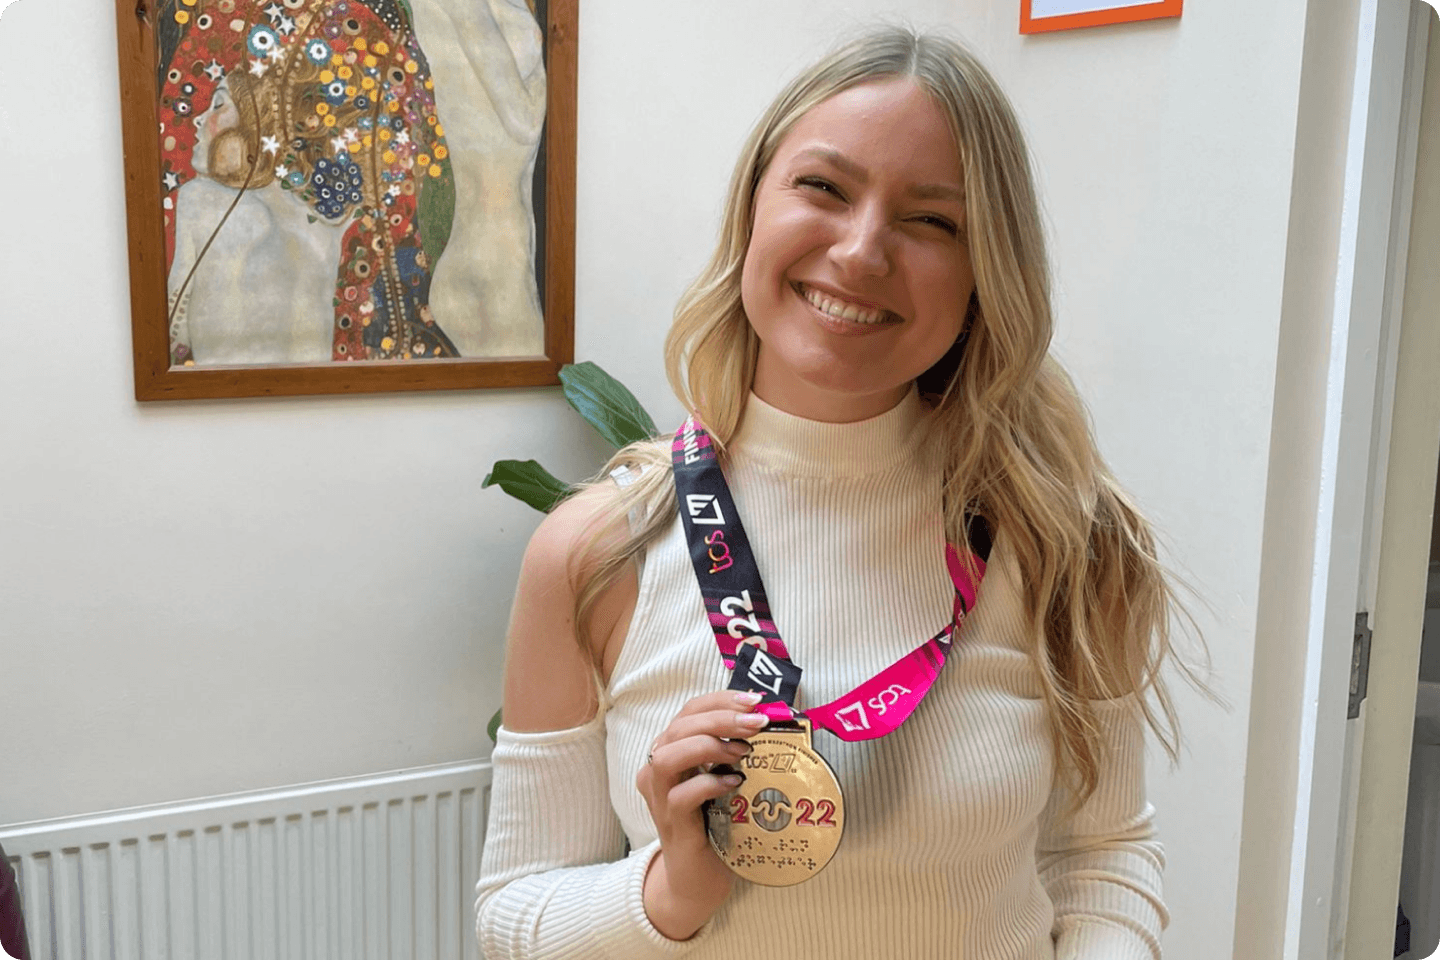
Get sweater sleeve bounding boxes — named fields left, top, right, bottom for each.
left=1035, top=695, right=1169, bottom=960
left=474, top=718, right=713, bottom=960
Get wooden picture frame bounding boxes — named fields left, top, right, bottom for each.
left=116, top=0, right=576, bottom=401
left=1021, top=0, right=1182, bottom=34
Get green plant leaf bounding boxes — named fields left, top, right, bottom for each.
left=482, top=459, right=571, bottom=513
left=559, top=362, right=658, bottom=448
left=487, top=707, right=503, bottom=743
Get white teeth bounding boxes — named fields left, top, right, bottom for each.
left=801, top=285, right=889, bottom=325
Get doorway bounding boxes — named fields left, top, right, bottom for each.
left=1393, top=469, right=1440, bottom=959
left=1338, top=5, right=1440, bottom=957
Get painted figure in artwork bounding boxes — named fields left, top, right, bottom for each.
left=413, top=0, right=547, bottom=358
left=158, top=0, right=546, bottom=365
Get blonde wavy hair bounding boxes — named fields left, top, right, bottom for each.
left=572, top=26, right=1206, bottom=803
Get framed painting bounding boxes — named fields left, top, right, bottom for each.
left=1021, top=0, right=1182, bottom=34
left=116, top=0, right=576, bottom=400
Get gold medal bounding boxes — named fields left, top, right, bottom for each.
left=704, top=717, right=845, bottom=886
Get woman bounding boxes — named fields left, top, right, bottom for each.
left=477, top=27, right=1192, bottom=959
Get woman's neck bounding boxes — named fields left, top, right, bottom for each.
left=749, top=355, right=913, bottom=424
left=729, top=387, right=930, bottom=479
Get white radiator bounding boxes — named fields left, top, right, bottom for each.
left=0, top=761, right=491, bottom=960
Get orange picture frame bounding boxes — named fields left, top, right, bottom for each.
left=1021, top=0, right=1182, bottom=34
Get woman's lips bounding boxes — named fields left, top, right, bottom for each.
left=795, top=282, right=897, bottom=328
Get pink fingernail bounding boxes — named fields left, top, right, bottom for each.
left=735, top=691, right=764, bottom=705
left=721, top=774, right=743, bottom=787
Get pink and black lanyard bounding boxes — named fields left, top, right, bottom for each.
left=671, top=415, right=992, bottom=742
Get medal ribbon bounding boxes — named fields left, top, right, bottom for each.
left=672, top=415, right=990, bottom=744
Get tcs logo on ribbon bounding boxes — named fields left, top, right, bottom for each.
left=746, top=649, right=786, bottom=696
left=705, top=530, right=733, bottom=574
left=685, top=494, right=726, bottom=525
left=833, top=684, right=913, bottom=733
left=687, top=493, right=731, bottom=573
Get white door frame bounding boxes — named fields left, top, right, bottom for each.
left=1342, top=5, right=1440, bottom=956
left=1290, top=3, right=1436, bottom=957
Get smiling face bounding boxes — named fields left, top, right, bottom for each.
left=739, top=78, right=975, bottom=423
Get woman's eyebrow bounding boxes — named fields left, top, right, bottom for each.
left=908, top=182, right=965, bottom=204
left=792, top=146, right=963, bottom=203
left=794, top=146, right=868, bottom=181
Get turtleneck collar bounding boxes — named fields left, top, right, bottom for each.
left=727, top=387, right=931, bottom=479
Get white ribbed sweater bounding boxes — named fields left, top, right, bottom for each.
left=475, top=391, right=1166, bottom=960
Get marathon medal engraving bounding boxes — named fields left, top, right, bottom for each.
left=704, top=717, right=845, bottom=887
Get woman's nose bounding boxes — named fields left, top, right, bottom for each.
left=830, top=207, right=891, bottom=278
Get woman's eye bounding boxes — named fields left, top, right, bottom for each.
left=913, top=214, right=959, bottom=235
left=795, top=176, right=843, bottom=198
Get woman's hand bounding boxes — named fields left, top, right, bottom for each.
left=636, top=689, right=770, bottom=940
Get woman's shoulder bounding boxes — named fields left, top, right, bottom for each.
left=504, top=464, right=664, bottom=731
left=523, top=485, right=625, bottom=581
left=521, top=438, right=675, bottom=599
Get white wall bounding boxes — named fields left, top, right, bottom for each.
left=0, top=1, right=1328, bottom=958
left=0, top=0, right=614, bottom=819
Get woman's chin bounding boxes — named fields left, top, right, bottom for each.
left=753, top=375, right=912, bottom=422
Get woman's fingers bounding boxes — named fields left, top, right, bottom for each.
left=669, top=767, right=744, bottom=814
left=675, top=689, right=765, bottom=721
left=651, top=708, right=768, bottom=756
left=649, top=733, right=750, bottom=781
left=636, top=690, right=767, bottom=821
left=647, top=690, right=767, bottom=752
